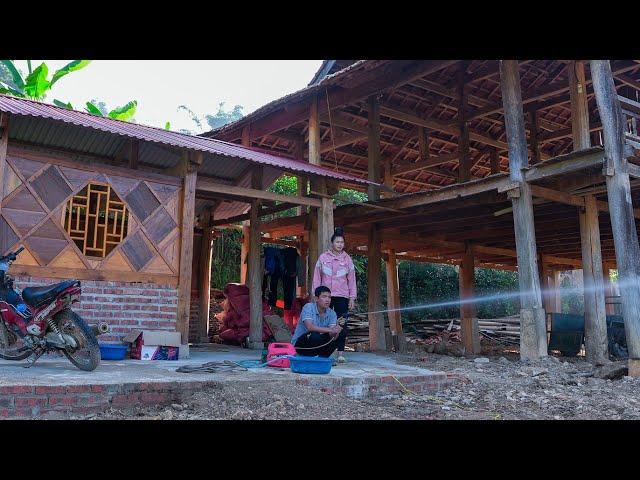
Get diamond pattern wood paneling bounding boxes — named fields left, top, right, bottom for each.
left=125, top=182, right=160, bottom=222
left=147, top=182, right=179, bottom=203
left=3, top=165, right=22, bottom=198
left=7, top=156, right=45, bottom=181
left=144, top=207, right=177, bottom=245
left=25, top=218, right=68, bottom=265
left=0, top=216, right=19, bottom=255
left=2, top=188, right=47, bottom=236
left=120, top=231, right=154, bottom=271
left=30, top=166, right=72, bottom=211
left=59, top=167, right=97, bottom=191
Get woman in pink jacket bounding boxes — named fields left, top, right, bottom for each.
left=312, top=227, right=357, bottom=363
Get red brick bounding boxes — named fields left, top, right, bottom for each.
left=0, top=409, right=11, bottom=418
left=48, top=395, right=78, bottom=406
left=15, top=396, right=47, bottom=407
left=112, top=394, right=139, bottom=405
left=0, top=385, right=33, bottom=395
left=140, top=392, right=169, bottom=403
left=65, top=385, right=91, bottom=394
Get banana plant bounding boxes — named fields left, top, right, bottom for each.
left=0, top=60, right=91, bottom=100
left=85, top=100, right=138, bottom=121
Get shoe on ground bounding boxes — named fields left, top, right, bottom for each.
left=337, top=355, right=346, bottom=364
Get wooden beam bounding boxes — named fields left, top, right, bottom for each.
left=457, top=62, right=471, bottom=183
left=524, top=147, right=605, bottom=182
left=500, top=59, right=548, bottom=361
left=209, top=203, right=296, bottom=227
left=177, top=155, right=198, bottom=345
left=527, top=107, right=541, bottom=164
left=490, top=149, right=500, bottom=174
left=459, top=241, right=480, bottom=354
left=368, top=95, right=381, bottom=200
left=368, top=224, right=386, bottom=351
left=248, top=167, right=264, bottom=349
left=569, top=60, right=591, bottom=151
left=392, top=151, right=459, bottom=176
left=579, top=195, right=609, bottom=364
left=196, top=178, right=322, bottom=207
left=385, top=249, right=406, bottom=352
left=591, top=59, right=640, bottom=364
left=0, top=113, right=8, bottom=221
left=197, top=207, right=214, bottom=342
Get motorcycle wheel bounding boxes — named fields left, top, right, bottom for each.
left=55, top=309, right=101, bottom=372
left=0, top=321, right=32, bottom=360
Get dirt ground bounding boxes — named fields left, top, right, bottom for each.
left=75, top=346, right=640, bottom=420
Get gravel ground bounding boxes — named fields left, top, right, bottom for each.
left=74, top=349, right=640, bottom=420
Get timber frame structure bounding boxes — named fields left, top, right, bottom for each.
left=206, top=60, right=640, bottom=370
left=0, top=94, right=370, bottom=350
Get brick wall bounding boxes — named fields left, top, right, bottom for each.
left=13, top=277, right=179, bottom=343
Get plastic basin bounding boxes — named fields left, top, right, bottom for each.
left=288, top=355, right=332, bottom=374
left=98, top=343, right=128, bottom=360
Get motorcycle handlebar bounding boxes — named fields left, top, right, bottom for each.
left=1, top=246, right=24, bottom=263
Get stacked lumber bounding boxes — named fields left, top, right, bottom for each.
left=345, top=315, right=521, bottom=345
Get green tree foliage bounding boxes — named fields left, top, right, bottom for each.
left=0, top=60, right=90, bottom=101
left=178, top=102, right=244, bottom=134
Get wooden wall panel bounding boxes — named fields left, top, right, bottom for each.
left=29, top=166, right=72, bottom=211
left=125, top=182, right=160, bottom=222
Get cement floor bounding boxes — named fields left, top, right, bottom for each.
left=0, top=344, right=446, bottom=387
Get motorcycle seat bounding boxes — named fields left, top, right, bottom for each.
left=22, top=280, right=80, bottom=308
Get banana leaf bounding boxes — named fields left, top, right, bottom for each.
left=85, top=101, right=104, bottom=116
left=53, top=99, right=74, bottom=110
left=50, top=60, right=91, bottom=86
left=165, top=121, right=171, bottom=130
left=23, top=63, right=50, bottom=99
left=107, top=100, right=137, bottom=121
left=0, top=60, right=25, bottom=94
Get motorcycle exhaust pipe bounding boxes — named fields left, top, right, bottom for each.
left=90, top=322, right=109, bottom=337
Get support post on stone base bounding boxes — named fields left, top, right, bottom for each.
left=591, top=59, right=640, bottom=375
left=367, top=224, right=386, bottom=351
left=385, top=249, right=406, bottom=353
left=197, top=207, right=215, bottom=343
left=459, top=241, right=480, bottom=354
left=499, top=60, right=548, bottom=361
left=247, top=166, right=264, bottom=350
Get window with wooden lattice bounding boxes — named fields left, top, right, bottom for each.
left=63, top=183, right=129, bottom=258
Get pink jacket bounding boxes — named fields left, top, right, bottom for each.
left=312, top=250, right=357, bottom=300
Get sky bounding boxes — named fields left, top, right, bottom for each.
left=19, top=60, right=323, bottom=133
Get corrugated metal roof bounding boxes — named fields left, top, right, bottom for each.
left=0, top=94, right=373, bottom=186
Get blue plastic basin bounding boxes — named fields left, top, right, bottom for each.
left=288, top=355, right=332, bottom=374
left=99, top=343, right=128, bottom=360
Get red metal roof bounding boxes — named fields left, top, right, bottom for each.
left=0, top=94, right=373, bottom=186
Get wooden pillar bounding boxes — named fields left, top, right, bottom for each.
left=457, top=62, right=471, bottom=183
left=527, top=106, right=541, bottom=164
left=240, top=127, right=251, bottom=285
left=0, top=113, right=9, bottom=218
left=551, top=271, right=562, bottom=313
left=367, top=95, right=381, bottom=201
left=385, top=249, right=406, bottom=352
left=569, top=61, right=591, bottom=151
left=317, top=197, right=334, bottom=254
left=490, top=149, right=500, bottom=175
left=539, top=257, right=552, bottom=313
left=247, top=166, right=264, bottom=349
left=177, top=151, right=198, bottom=345
left=368, top=225, right=386, bottom=351
left=604, top=268, right=616, bottom=315
left=591, top=59, right=640, bottom=371
left=197, top=207, right=214, bottom=342
left=579, top=195, right=609, bottom=364
left=382, top=158, right=394, bottom=196
left=459, top=242, right=480, bottom=354
left=294, top=137, right=307, bottom=217
left=128, top=139, right=139, bottom=170
left=499, top=60, right=548, bottom=361
left=307, top=97, right=322, bottom=292
left=418, top=127, right=430, bottom=162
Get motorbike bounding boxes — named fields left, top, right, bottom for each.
left=0, top=246, right=106, bottom=371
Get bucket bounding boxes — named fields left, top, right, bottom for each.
left=98, top=343, right=128, bottom=360
left=288, top=355, right=333, bottom=375
left=267, top=342, right=297, bottom=368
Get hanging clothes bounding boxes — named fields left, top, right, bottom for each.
left=262, top=246, right=301, bottom=310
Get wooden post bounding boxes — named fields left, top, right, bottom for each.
left=539, top=257, right=552, bottom=313
left=240, top=127, right=251, bottom=285
left=247, top=166, right=264, bottom=349
left=490, top=149, right=500, bottom=175
left=569, top=61, right=591, bottom=151
left=177, top=151, right=198, bottom=346
left=382, top=158, right=394, bottom=196
left=128, top=139, right=139, bottom=170
left=499, top=60, right=548, bottom=361
left=418, top=127, right=430, bottom=162
left=294, top=137, right=307, bottom=217
left=317, top=197, right=334, bottom=253
left=0, top=113, right=9, bottom=218
left=368, top=225, right=386, bottom=351
left=527, top=106, right=541, bottom=164
left=579, top=195, right=609, bottom=364
left=604, top=268, right=616, bottom=315
left=591, top=59, right=640, bottom=371
left=197, top=207, right=214, bottom=342
left=457, top=62, right=471, bottom=183
left=385, top=249, right=406, bottom=353
left=459, top=241, right=480, bottom=354
left=552, top=271, right=562, bottom=313
left=308, top=97, right=322, bottom=292
left=367, top=95, right=381, bottom=201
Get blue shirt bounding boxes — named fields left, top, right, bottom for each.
left=291, top=302, right=337, bottom=345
